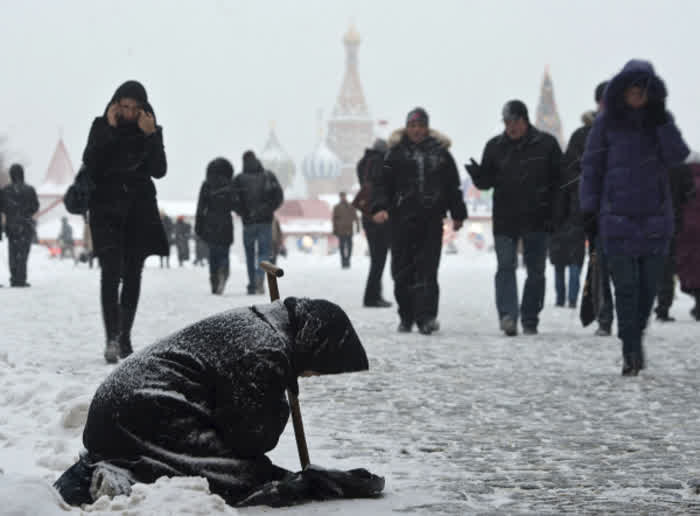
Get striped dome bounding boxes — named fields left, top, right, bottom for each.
left=302, top=140, right=342, bottom=179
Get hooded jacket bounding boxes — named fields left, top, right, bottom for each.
left=80, top=298, right=368, bottom=504
left=233, top=155, right=284, bottom=225
left=1, top=164, right=39, bottom=240
left=195, top=158, right=238, bottom=246
left=371, top=129, right=467, bottom=222
left=471, top=125, right=562, bottom=237
left=580, top=60, right=691, bottom=257
left=82, top=81, right=169, bottom=257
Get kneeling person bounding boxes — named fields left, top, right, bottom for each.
left=54, top=298, right=378, bottom=507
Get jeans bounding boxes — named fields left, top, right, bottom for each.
left=554, top=264, right=582, bottom=307
left=339, top=235, right=353, bottom=267
left=596, top=237, right=615, bottom=328
left=494, top=232, right=548, bottom=329
left=243, top=223, right=272, bottom=292
left=607, top=254, right=665, bottom=356
left=363, top=220, right=390, bottom=303
left=208, top=244, right=230, bottom=278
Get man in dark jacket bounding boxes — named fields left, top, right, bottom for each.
left=355, top=139, right=392, bottom=307
left=467, top=101, right=562, bottom=336
left=233, top=151, right=284, bottom=295
left=332, top=192, right=359, bottom=269
left=1, top=164, right=39, bottom=287
left=195, top=157, right=238, bottom=294
left=54, top=298, right=380, bottom=507
left=653, top=164, right=695, bottom=321
left=372, top=108, right=467, bottom=335
left=581, top=59, right=697, bottom=375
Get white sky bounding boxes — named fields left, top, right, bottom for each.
left=1, top=0, right=699, bottom=199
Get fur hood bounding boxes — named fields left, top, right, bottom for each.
left=581, top=111, right=597, bottom=127
left=388, top=128, right=452, bottom=149
left=604, top=59, right=667, bottom=121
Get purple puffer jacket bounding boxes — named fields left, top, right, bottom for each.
left=580, top=60, right=690, bottom=257
left=677, top=165, right=700, bottom=293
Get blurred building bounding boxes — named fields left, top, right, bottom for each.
left=302, top=131, right=342, bottom=199
left=259, top=123, right=296, bottom=190
left=535, top=66, right=564, bottom=148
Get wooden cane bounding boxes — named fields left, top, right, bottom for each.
left=259, top=261, right=311, bottom=469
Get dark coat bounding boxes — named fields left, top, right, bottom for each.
left=82, top=86, right=169, bottom=259
left=355, top=149, right=385, bottom=222
left=580, top=60, right=690, bottom=257
left=81, top=298, right=368, bottom=505
left=677, top=164, right=700, bottom=293
left=195, top=160, right=237, bottom=246
left=161, top=214, right=174, bottom=246
left=233, top=158, right=283, bottom=225
left=372, top=129, right=467, bottom=223
left=470, top=126, right=562, bottom=237
left=550, top=113, right=593, bottom=266
left=1, top=165, right=39, bottom=242
left=174, top=219, right=191, bottom=260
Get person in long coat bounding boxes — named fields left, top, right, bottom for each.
left=195, top=157, right=237, bottom=294
left=53, top=298, right=379, bottom=507
left=82, top=80, right=169, bottom=363
left=174, top=216, right=191, bottom=266
left=677, top=163, right=700, bottom=319
left=580, top=60, right=697, bottom=375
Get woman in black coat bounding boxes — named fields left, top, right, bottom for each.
left=82, top=81, right=169, bottom=363
left=195, top=157, right=238, bottom=294
left=53, top=298, right=380, bottom=507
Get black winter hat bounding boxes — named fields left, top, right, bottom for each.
left=206, top=157, right=234, bottom=181
left=595, top=81, right=609, bottom=104
left=283, top=297, right=369, bottom=376
left=502, top=100, right=529, bottom=122
left=9, top=163, right=24, bottom=183
left=406, top=107, right=429, bottom=126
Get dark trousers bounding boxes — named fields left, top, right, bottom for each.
left=339, top=235, right=353, bottom=267
left=391, top=217, right=443, bottom=325
left=608, top=255, right=665, bottom=356
left=595, top=237, right=615, bottom=328
left=8, top=236, right=31, bottom=285
left=554, top=264, right=582, bottom=307
left=208, top=244, right=230, bottom=278
left=99, top=252, right=145, bottom=342
left=494, top=232, right=548, bottom=328
left=243, top=223, right=272, bottom=292
left=655, top=239, right=676, bottom=315
left=363, top=220, right=390, bottom=304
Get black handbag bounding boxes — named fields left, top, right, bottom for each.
left=64, top=166, right=94, bottom=215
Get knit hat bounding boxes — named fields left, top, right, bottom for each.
left=594, top=81, right=609, bottom=104
left=502, top=100, right=529, bottom=122
left=406, top=107, right=429, bottom=126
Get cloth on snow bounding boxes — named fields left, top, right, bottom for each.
left=55, top=298, right=376, bottom=507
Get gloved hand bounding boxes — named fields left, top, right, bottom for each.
left=647, top=100, right=669, bottom=126
left=465, top=158, right=481, bottom=179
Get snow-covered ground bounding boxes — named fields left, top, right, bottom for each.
left=1, top=241, right=700, bottom=515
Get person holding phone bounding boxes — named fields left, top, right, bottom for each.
left=82, top=81, right=169, bottom=363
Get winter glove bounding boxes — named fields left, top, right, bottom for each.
left=465, top=158, right=482, bottom=180
left=647, top=100, right=669, bottom=126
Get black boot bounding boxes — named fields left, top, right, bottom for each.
left=215, top=266, right=229, bottom=295
left=102, top=303, right=120, bottom=364
left=622, top=351, right=644, bottom=376
left=210, top=274, right=217, bottom=294
left=119, top=307, right=136, bottom=359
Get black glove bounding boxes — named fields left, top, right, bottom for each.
left=582, top=212, right=598, bottom=243
left=647, top=100, right=669, bottom=126
left=465, top=158, right=481, bottom=179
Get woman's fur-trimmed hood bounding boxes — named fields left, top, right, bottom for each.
left=388, top=129, right=452, bottom=149
left=604, top=59, right=667, bottom=121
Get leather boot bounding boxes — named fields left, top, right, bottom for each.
left=118, top=307, right=136, bottom=359
left=102, top=303, right=120, bottom=364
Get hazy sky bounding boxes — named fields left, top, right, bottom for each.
left=1, top=0, right=699, bottom=199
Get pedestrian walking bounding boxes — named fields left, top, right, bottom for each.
left=355, top=139, right=392, bottom=307
left=233, top=150, right=283, bottom=295
left=174, top=216, right=191, bottom=267
left=194, top=157, right=238, bottom=294
left=58, top=216, right=75, bottom=260
left=332, top=192, right=359, bottom=269
left=581, top=59, right=699, bottom=375
left=159, top=211, right=173, bottom=268
left=0, top=164, right=39, bottom=287
left=82, top=80, right=169, bottom=363
left=676, top=163, right=700, bottom=320
left=467, top=100, right=562, bottom=336
left=372, top=107, right=467, bottom=335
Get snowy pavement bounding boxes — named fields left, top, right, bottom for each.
left=1, top=244, right=700, bottom=515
